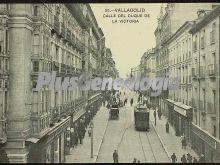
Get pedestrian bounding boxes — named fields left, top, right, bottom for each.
left=133, top=158, right=137, bottom=163
left=154, top=110, right=157, bottom=126
left=158, top=109, right=162, bottom=119
left=137, top=160, right=140, bottom=163
left=113, top=150, right=119, bottom=163
left=166, top=121, right=169, bottom=133
left=187, top=153, right=192, bottom=163
left=193, top=157, right=198, bottom=163
left=181, top=136, right=187, bottom=149
left=181, top=154, right=187, bottom=163
left=198, top=154, right=205, bottom=163
left=171, top=153, right=177, bottom=163
left=130, top=98, right=133, bottom=107
left=88, top=127, right=92, bottom=137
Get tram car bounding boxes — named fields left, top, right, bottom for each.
left=134, top=104, right=149, bottom=131
left=109, top=104, right=119, bottom=120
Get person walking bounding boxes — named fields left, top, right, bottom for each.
left=166, top=121, right=169, bottom=133
left=158, top=109, right=162, bottom=119
left=88, top=126, right=92, bottom=137
left=198, top=154, right=205, bottom=163
left=187, top=153, right=192, bottom=163
left=130, top=98, right=133, bottom=107
left=193, top=157, right=198, bottom=163
left=154, top=110, right=157, bottom=126
left=133, top=158, right=137, bottom=163
left=181, top=154, right=187, bottom=163
left=171, top=153, right=177, bottom=163
left=181, top=136, right=187, bottom=149
left=113, top=150, right=119, bottom=163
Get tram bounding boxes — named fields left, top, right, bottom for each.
left=134, top=104, right=149, bottom=131
left=109, top=104, right=119, bottom=120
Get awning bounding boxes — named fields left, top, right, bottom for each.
left=166, top=99, right=175, bottom=104
left=26, top=138, right=40, bottom=143
left=174, top=102, right=192, bottom=117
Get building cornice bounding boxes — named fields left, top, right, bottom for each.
left=189, top=5, right=220, bottom=34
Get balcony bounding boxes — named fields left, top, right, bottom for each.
left=53, top=16, right=60, bottom=34
left=0, top=117, right=7, bottom=144
left=199, top=66, right=205, bottom=78
left=60, top=63, right=67, bottom=74
left=0, top=4, right=9, bottom=15
left=206, top=102, right=215, bottom=115
left=207, top=64, right=216, bottom=77
left=50, top=106, right=60, bottom=125
left=192, top=98, right=197, bottom=108
left=0, top=68, right=9, bottom=77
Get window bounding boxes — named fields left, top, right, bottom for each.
left=213, top=90, right=216, bottom=113
left=33, top=34, right=39, bottom=55
left=34, top=6, right=39, bottom=16
left=210, top=23, right=216, bottom=44
left=213, top=125, right=216, bottom=137
left=33, top=61, right=39, bottom=72
left=193, top=35, right=197, bottom=52
left=201, top=30, right=205, bottom=49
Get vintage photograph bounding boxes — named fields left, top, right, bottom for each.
left=0, top=2, right=220, bottom=163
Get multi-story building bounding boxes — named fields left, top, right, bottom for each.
left=0, top=5, right=9, bottom=145
left=165, top=21, right=194, bottom=140
left=154, top=3, right=215, bottom=119
left=139, top=48, right=156, bottom=104
left=0, top=3, right=117, bottom=163
left=189, top=5, right=220, bottom=162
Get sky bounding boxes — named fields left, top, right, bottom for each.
left=90, top=3, right=163, bottom=78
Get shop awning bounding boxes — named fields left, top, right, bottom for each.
left=166, top=99, right=175, bottom=104
left=26, top=138, right=40, bottom=143
left=174, top=102, right=192, bottom=117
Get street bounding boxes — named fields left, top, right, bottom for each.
left=66, top=90, right=174, bottom=163
left=96, top=91, right=170, bottom=163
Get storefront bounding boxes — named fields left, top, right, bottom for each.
left=173, top=102, right=192, bottom=140
left=191, top=123, right=220, bottom=163
left=27, top=117, right=71, bottom=163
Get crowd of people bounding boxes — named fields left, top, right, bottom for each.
left=171, top=152, right=205, bottom=163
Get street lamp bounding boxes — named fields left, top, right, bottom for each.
left=89, top=120, right=94, bottom=158
left=66, top=127, right=71, bottom=154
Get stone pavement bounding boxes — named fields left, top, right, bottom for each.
left=149, top=109, right=199, bottom=163
left=65, top=105, right=109, bottom=163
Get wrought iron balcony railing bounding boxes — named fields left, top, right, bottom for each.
left=207, top=64, right=216, bottom=76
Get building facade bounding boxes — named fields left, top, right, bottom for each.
left=165, top=21, right=194, bottom=140
left=189, top=5, right=220, bottom=163
left=0, top=3, right=117, bottom=163
left=154, top=3, right=215, bottom=120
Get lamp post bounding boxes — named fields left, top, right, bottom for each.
left=66, top=127, right=71, bottom=154
left=89, top=120, right=94, bottom=158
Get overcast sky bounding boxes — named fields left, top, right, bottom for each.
left=90, top=3, right=163, bottom=78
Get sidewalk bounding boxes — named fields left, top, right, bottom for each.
left=149, top=110, right=198, bottom=163
left=65, top=105, right=109, bottom=163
